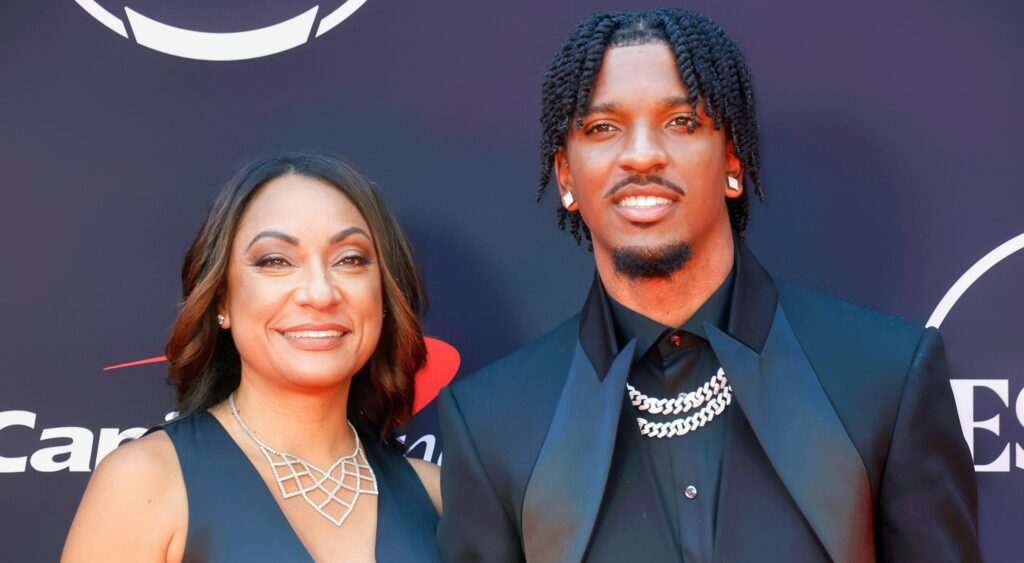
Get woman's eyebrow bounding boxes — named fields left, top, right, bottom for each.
left=246, top=230, right=299, bottom=251
left=329, top=226, right=371, bottom=245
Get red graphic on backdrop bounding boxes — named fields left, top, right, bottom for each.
left=104, top=337, right=460, bottom=414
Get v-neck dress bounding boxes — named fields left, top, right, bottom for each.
left=156, top=411, right=440, bottom=562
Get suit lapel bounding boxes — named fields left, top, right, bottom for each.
left=521, top=338, right=636, bottom=563
left=705, top=305, right=875, bottom=563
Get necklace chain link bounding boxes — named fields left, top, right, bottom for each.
left=627, top=367, right=733, bottom=439
left=229, top=393, right=377, bottom=527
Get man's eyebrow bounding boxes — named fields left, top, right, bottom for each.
left=663, top=96, right=692, bottom=108
left=246, top=230, right=298, bottom=250
left=581, top=102, right=619, bottom=116
left=329, top=226, right=371, bottom=245
left=581, top=97, right=692, bottom=117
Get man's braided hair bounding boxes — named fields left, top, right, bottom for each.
left=536, top=9, right=764, bottom=245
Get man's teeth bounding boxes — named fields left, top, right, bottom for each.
left=284, top=330, right=344, bottom=338
left=618, top=196, right=672, bottom=208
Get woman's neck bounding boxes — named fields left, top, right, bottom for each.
left=220, top=376, right=357, bottom=469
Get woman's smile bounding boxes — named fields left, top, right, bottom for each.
left=277, top=323, right=351, bottom=351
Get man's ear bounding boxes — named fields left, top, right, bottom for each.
left=553, top=149, right=578, bottom=211
left=725, top=139, right=744, bottom=200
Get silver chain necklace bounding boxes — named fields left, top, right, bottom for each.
left=229, top=393, right=378, bottom=526
left=627, top=368, right=733, bottom=439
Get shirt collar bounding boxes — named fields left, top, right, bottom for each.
left=606, top=263, right=736, bottom=362
left=578, top=240, right=778, bottom=381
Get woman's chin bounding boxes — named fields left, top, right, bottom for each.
left=273, top=364, right=361, bottom=393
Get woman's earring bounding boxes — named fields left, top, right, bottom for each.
left=727, top=176, right=741, bottom=192
left=216, top=314, right=226, bottom=326
left=562, top=192, right=575, bottom=209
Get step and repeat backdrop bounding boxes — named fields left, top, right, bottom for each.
left=1, top=0, right=1021, bottom=560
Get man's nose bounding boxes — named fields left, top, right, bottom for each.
left=619, top=125, right=669, bottom=172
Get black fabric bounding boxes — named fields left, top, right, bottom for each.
left=604, top=268, right=734, bottom=562
left=585, top=393, right=680, bottom=563
left=437, top=243, right=980, bottom=563
left=158, top=411, right=441, bottom=563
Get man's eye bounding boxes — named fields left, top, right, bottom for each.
left=669, top=115, right=700, bottom=130
left=584, top=123, right=615, bottom=135
left=255, top=256, right=291, bottom=268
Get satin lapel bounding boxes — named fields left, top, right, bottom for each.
left=705, top=306, right=875, bottom=563
left=522, top=338, right=636, bottom=563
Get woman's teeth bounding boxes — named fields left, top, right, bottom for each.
left=283, top=330, right=344, bottom=338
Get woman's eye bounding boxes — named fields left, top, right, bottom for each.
left=254, top=256, right=292, bottom=268
left=336, top=254, right=370, bottom=267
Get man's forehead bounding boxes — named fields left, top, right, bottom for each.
left=585, top=44, right=691, bottom=109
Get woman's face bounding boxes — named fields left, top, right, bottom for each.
left=220, top=174, right=384, bottom=393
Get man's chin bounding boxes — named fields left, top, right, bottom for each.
left=611, top=242, right=692, bottom=279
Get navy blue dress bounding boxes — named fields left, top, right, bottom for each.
left=156, top=411, right=440, bottom=562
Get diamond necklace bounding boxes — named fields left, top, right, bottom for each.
left=229, top=393, right=378, bottom=526
left=627, top=368, right=733, bottom=439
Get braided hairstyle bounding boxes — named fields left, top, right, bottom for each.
left=537, top=9, right=763, bottom=245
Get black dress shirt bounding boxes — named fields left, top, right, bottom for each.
left=607, top=267, right=736, bottom=563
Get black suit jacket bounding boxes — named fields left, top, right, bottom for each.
left=437, top=245, right=980, bottom=562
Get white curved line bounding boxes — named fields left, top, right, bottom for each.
left=316, top=0, right=368, bottom=37
left=124, top=6, right=319, bottom=61
left=75, top=0, right=128, bottom=38
left=927, top=232, right=1024, bottom=328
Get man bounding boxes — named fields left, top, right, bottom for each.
left=437, top=9, right=980, bottom=563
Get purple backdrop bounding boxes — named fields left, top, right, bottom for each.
left=1, top=1, right=1021, bottom=560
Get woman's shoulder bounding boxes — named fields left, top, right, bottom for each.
left=63, top=430, right=187, bottom=562
left=404, top=457, right=441, bottom=515
left=81, top=430, right=186, bottom=524
left=98, top=430, right=181, bottom=485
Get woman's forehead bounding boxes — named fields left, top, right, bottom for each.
left=236, top=175, right=371, bottom=245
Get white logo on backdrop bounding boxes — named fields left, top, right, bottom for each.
left=74, top=0, right=369, bottom=61
left=0, top=408, right=437, bottom=473
left=0, top=411, right=145, bottom=473
left=929, top=233, right=1024, bottom=472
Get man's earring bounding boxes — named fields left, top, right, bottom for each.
left=727, top=176, right=741, bottom=192
left=562, top=192, right=575, bottom=209
left=216, top=314, right=226, bottom=326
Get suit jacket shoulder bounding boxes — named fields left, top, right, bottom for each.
left=776, top=281, right=932, bottom=496
left=449, top=313, right=579, bottom=411
left=443, top=314, right=580, bottom=527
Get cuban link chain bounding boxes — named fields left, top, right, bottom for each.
left=627, top=367, right=733, bottom=439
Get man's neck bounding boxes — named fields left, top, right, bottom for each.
left=597, top=235, right=735, bottom=328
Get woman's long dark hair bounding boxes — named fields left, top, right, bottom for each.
left=165, top=150, right=426, bottom=442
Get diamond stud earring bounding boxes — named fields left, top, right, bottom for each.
left=562, top=192, right=575, bottom=209
left=216, top=314, right=226, bottom=326
left=727, top=176, right=740, bottom=192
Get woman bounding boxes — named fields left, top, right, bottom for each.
left=63, top=151, right=441, bottom=562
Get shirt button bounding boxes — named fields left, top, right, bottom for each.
left=669, top=334, right=683, bottom=347
left=684, top=485, right=697, bottom=499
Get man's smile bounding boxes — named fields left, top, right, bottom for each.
left=610, top=186, right=680, bottom=224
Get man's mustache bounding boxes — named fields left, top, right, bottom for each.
left=605, top=175, right=685, bottom=199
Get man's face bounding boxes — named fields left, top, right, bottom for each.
left=555, top=41, right=742, bottom=277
